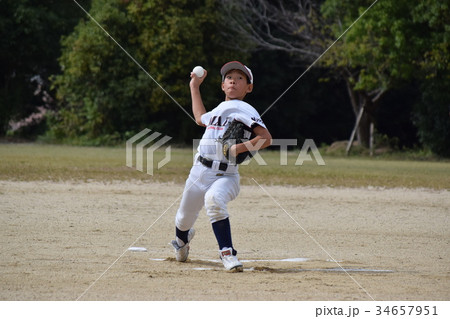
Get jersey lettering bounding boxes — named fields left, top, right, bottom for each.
left=208, top=116, right=231, bottom=128
left=251, top=116, right=263, bottom=124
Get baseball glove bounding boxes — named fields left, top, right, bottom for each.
left=217, top=119, right=254, bottom=164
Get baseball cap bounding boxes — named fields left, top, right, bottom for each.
left=220, top=61, right=253, bottom=84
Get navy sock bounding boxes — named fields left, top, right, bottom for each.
left=176, top=227, right=189, bottom=245
left=212, top=218, right=236, bottom=254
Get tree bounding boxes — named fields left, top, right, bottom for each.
left=220, top=0, right=324, bottom=58
left=220, top=0, right=385, bottom=146
left=410, top=1, right=450, bottom=156
left=320, top=0, right=449, bottom=149
left=0, top=0, right=90, bottom=137
left=220, top=0, right=450, bottom=152
left=50, top=0, right=246, bottom=145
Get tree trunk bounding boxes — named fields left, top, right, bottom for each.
left=357, top=111, right=371, bottom=148
left=345, top=79, right=372, bottom=148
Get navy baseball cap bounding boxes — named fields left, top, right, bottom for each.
left=220, top=61, right=253, bottom=84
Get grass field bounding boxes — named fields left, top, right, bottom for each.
left=1, top=143, right=449, bottom=189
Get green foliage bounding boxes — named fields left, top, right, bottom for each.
left=321, top=0, right=419, bottom=91
left=3, top=0, right=447, bottom=157
left=0, top=0, right=90, bottom=135
left=320, top=0, right=449, bottom=91
left=49, top=0, right=245, bottom=145
left=319, top=0, right=450, bottom=156
left=410, top=1, right=449, bottom=157
left=412, top=0, right=450, bottom=79
left=413, top=76, right=450, bottom=157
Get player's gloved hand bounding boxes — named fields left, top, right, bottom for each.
left=217, top=120, right=254, bottom=165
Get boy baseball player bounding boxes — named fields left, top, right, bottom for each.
left=171, top=61, right=272, bottom=272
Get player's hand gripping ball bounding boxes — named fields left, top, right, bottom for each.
left=192, top=66, right=205, bottom=78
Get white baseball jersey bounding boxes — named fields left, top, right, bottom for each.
left=175, top=99, right=266, bottom=231
left=198, top=100, right=266, bottom=161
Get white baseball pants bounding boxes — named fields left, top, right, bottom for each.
left=175, top=157, right=240, bottom=231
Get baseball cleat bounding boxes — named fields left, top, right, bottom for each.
left=219, top=247, right=243, bottom=272
left=170, top=228, right=195, bottom=262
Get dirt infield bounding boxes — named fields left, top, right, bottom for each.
left=1, top=180, right=448, bottom=300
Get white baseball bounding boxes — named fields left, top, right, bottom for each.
left=192, top=66, right=205, bottom=78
